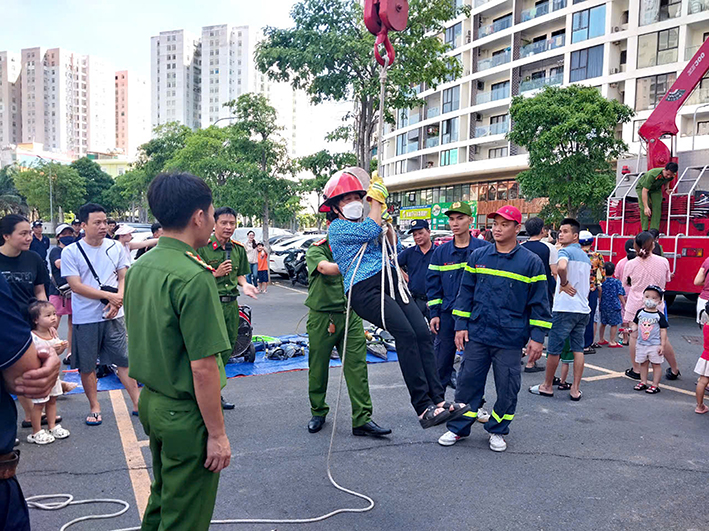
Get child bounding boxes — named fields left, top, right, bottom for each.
left=598, top=262, right=625, bottom=348
left=257, top=242, right=269, bottom=293
left=695, top=300, right=709, bottom=414
left=27, top=301, right=71, bottom=444
left=631, top=285, right=668, bottom=394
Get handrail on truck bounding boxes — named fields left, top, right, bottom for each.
left=606, top=173, right=644, bottom=236
left=665, top=164, right=709, bottom=236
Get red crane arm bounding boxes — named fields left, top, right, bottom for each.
left=637, top=38, right=709, bottom=170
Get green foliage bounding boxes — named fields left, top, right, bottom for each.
left=103, top=169, right=149, bottom=217
left=135, top=122, right=192, bottom=183
left=0, top=166, right=27, bottom=215
left=70, top=157, right=118, bottom=212
left=13, top=162, right=86, bottom=220
left=297, top=150, right=358, bottom=195
left=508, top=85, right=634, bottom=221
left=255, top=0, right=468, bottom=171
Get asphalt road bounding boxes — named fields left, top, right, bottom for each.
left=17, top=280, right=709, bottom=531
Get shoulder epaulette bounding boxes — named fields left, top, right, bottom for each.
left=231, top=239, right=245, bottom=247
left=185, top=251, right=216, bottom=272
left=312, top=238, right=327, bottom=247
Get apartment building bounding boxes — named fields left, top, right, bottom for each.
left=115, top=71, right=150, bottom=159
left=0, top=52, right=22, bottom=147
left=151, top=29, right=202, bottom=130
left=381, top=0, right=709, bottom=229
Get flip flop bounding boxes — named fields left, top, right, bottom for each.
left=608, top=344, right=624, bottom=348
left=132, top=410, right=139, bottom=417
left=570, top=391, right=583, bottom=401
left=86, top=412, right=102, bottom=426
left=528, top=384, right=553, bottom=397
left=597, top=340, right=609, bottom=346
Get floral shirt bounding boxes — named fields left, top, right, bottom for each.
left=587, top=251, right=605, bottom=292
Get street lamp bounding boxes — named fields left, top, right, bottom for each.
left=35, top=155, right=54, bottom=232
left=212, top=116, right=238, bottom=127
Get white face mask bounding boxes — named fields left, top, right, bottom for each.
left=341, top=201, right=364, bottom=221
left=643, top=298, right=658, bottom=309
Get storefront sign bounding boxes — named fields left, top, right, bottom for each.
left=431, top=201, right=478, bottom=230
left=399, top=206, right=432, bottom=229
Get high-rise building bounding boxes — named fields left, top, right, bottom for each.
left=115, top=71, right=151, bottom=159
left=381, top=0, right=709, bottom=229
left=0, top=52, right=22, bottom=147
left=150, top=29, right=202, bottom=130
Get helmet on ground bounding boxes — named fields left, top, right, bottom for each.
left=579, top=230, right=594, bottom=246
left=319, top=168, right=368, bottom=213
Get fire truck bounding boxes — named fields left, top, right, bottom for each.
left=596, top=38, right=709, bottom=306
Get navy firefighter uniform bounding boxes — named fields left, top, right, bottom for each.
left=426, top=236, right=490, bottom=388
left=398, top=244, right=435, bottom=319
left=447, top=243, right=552, bottom=436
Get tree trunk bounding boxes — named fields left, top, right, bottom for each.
left=262, top=196, right=271, bottom=253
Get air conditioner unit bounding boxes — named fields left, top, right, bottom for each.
left=477, top=81, right=485, bottom=90
left=611, top=67, right=620, bottom=74
left=466, top=31, right=472, bottom=44
left=613, top=26, right=621, bottom=33
left=476, top=113, right=483, bottom=121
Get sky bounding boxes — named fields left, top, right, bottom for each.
left=1, top=0, right=299, bottom=78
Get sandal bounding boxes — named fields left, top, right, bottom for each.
left=442, top=402, right=472, bottom=423
left=21, top=414, right=61, bottom=428
left=634, top=383, right=648, bottom=391
left=86, top=412, right=102, bottom=426
left=597, top=340, right=609, bottom=346
left=695, top=404, right=709, bottom=414
left=645, top=386, right=661, bottom=394
left=557, top=382, right=572, bottom=390
left=625, top=368, right=641, bottom=380
left=553, top=377, right=561, bottom=386
left=528, top=384, right=554, bottom=397
left=570, top=391, right=583, bottom=401
left=419, top=405, right=450, bottom=429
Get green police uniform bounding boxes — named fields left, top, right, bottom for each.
left=124, top=237, right=232, bottom=531
left=636, top=167, right=673, bottom=231
left=305, top=238, right=373, bottom=428
left=197, top=234, right=250, bottom=364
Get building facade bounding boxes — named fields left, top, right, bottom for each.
left=381, top=0, right=709, bottom=229
left=0, top=52, right=22, bottom=147
left=115, top=71, right=150, bottom=159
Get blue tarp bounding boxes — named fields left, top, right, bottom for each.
left=60, top=334, right=398, bottom=393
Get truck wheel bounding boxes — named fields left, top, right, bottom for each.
left=664, top=293, right=676, bottom=307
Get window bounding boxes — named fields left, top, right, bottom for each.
left=635, top=73, right=677, bottom=110
left=632, top=119, right=646, bottom=142
left=491, top=80, right=510, bottom=100
left=570, top=45, right=604, bottom=81
left=637, top=27, right=678, bottom=68
left=396, top=133, right=406, bottom=156
left=572, top=5, right=606, bottom=43
left=445, top=23, right=462, bottom=49
left=440, top=148, right=458, bottom=166
left=640, top=0, right=681, bottom=25
left=441, top=118, right=459, bottom=144
left=442, top=86, right=460, bottom=114
left=489, top=147, right=508, bottom=158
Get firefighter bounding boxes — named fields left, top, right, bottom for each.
left=197, top=206, right=258, bottom=410
left=398, top=219, right=435, bottom=318
left=438, top=206, right=552, bottom=452
left=636, top=162, right=678, bottom=231
left=426, top=202, right=489, bottom=391
left=304, top=216, right=390, bottom=437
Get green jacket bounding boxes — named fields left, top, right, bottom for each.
left=305, top=237, right=347, bottom=313
left=197, top=234, right=250, bottom=297
left=636, top=167, right=672, bottom=193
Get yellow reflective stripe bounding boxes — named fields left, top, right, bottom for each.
left=491, top=410, right=514, bottom=423
left=465, top=267, right=546, bottom=284
left=529, top=319, right=552, bottom=329
left=463, top=410, right=478, bottom=418
left=428, top=264, right=442, bottom=271
left=452, top=309, right=471, bottom=318
left=439, top=263, right=466, bottom=271
left=428, top=299, right=443, bottom=306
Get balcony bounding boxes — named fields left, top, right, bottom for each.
left=519, top=72, right=563, bottom=92
left=688, top=0, right=709, bottom=14
left=479, top=15, right=512, bottom=38
left=686, top=44, right=703, bottom=61
left=520, top=0, right=566, bottom=22
left=426, top=106, right=440, bottom=119
left=687, top=86, right=709, bottom=106
left=476, top=85, right=511, bottom=104
left=478, top=50, right=511, bottom=71
left=520, top=35, right=565, bottom=58
left=475, top=121, right=509, bottom=137
left=475, top=0, right=492, bottom=7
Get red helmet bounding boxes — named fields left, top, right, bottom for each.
left=319, top=170, right=367, bottom=212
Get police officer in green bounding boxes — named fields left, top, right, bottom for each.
left=125, top=172, right=232, bottom=531
left=305, top=214, right=391, bottom=437
left=636, top=162, right=678, bottom=231
left=197, top=206, right=258, bottom=410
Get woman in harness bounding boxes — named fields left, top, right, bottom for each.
left=322, top=169, right=470, bottom=429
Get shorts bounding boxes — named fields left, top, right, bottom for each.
left=31, top=377, right=63, bottom=404
left=71, top=317, right=128, bottom=374
left=49, top=295, right=72, bottom=317
left=548, top=311, right=590, bottom=355
left=546, top=338, right=574, bottom=363
left=600, top=308, right=622, bottom=326
left=257, top=270, right=269, bottom=283
left=635, top=343, right=664, bottom=365
left=694, top=357, right=709, bottom=377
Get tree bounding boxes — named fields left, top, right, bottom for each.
left=297, top=150, right=358, bottom=197
left=507, top=85, right=634, bottom=221
left=70, top=157, right=119, bottom=212
left=255, top=0, right=468, bottom=172
left=103, top=169, right=149, bottom=221
left=13, top=162, right=86, bottom=222
left=0, top=166, right=27, bottom=215
left=135, top=122, right=192, bottom=182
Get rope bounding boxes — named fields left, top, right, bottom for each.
left=25, top=495, right=129, bottom=531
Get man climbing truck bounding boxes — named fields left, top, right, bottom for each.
left=637, top=162, right=678, bottom=231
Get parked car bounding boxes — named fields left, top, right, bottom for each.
left=400, top=229, right=452, bottom=248
left=270, top=234, right=326, bottom=276
left=232, top=227, right=293, bottom=244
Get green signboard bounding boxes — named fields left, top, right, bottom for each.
left=430, top=201, right=478, bottom=230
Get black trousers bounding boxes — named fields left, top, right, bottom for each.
left=350, top=269, right=444, bottom=415
left=0, top=476, right=30, bottom=531
left=434, top=311, right=457, bottom=388
left=412, top=296, right=430, bottom=320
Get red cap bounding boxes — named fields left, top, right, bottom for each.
left=487, top=205, right=522, bottom=224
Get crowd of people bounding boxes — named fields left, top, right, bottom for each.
left=2, top=165, right=708, bottom=531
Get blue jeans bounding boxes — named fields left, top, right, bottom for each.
left=247, top=263, right=258, bottom=286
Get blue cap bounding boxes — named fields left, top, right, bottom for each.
left=408, top=219, right=430, bottom=233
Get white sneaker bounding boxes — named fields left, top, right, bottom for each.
left=438, top=430, right=466, bottom=446
left=27, top=429, right=55, bottom=445
left=477, top=407, right=491, bottom=423
left=50, top=424, right=70, bottom=439
left=489, top=433, right=507, bottom=452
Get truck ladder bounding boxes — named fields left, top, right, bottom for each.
left=665, top=164, right=709, bottom=236
left=606, top=172, right=644, bottom=236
